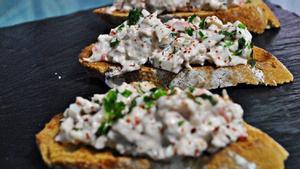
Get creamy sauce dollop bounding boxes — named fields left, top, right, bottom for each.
left=86, top=10, right=253, bottom=76
left=110, top=0, right=248, bottom=12
left=56, top=82, right=247, bottom=160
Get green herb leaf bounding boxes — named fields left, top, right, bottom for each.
left=96, top=122, right=111, bottom=137
left=171, top=32, right=178, bottom=37
left=188, top=86, right=195, bottom=93
left=97, top=90, right=126, bottom=136
left=185, top=27, right=194, bottom=36
left=152, top=88, right=167, bottom=100
left=247, top=42, right=253, bottom=49
left=110, top=38, right=120, bottom=48
left=228, top=56, right=232, bottom=62
left=177, top=120, right=185, bottom=126
left=117, top=23, right=125, bottom=31
left=219, top=30, right=236, bottom=39
left=127, top=8, right=142, bottom=25
left=238, top=37, right=246, bottom=50
left=246, top=0, right=251, bottom=3
left=129, top=99, right=137, bottom=112
left=233, top=49, right=243, bottom=56
left=113, top=102, right=125, bottom=117
left=188, top=15, right=197, bottom=23
left=199, top=31, right=207, bottom=40
left=144, top=96, right=154, bottom=109
left=199, top=19, right=206, bottom=29
left=224, top=40, right=233, bottom=48
left=199, top=94, right=218, bottom=106
left=238, top=23, right=246, bottom=29
left=122, top=89, right=132, bottom=97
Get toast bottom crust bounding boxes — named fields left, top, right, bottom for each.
left=36, top=115, right=288, bottom=169
left=79, top=45, right=293, bottom=89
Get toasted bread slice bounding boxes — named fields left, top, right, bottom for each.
left=94, top=0, right=280, bottom=34
left=36, top=114, right=288, bottom=169
left=79, top=44, right=293, bottom=89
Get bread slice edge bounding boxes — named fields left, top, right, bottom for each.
left=94, top=0, right=280, bottom=34
left=79, top=44, right=293, bottom=89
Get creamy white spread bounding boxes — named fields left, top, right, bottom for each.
left=86, top=10, right=253, bottom=76
left=110, top=0, right=248, bottom=12
left=56, top=82, right=247, bottom=160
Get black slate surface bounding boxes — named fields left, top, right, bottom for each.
left=0, top=3, right=299, bottom=169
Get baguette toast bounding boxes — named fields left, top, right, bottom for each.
left=94, top=0, right=280, bottom=34
left=36, top=114, right=288, bottom=169
left=79, top=45, right=293, bottom=89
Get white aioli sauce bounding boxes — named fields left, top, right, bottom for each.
left=56, top=82, right=247, bottom=160
left=86, top=10, right=253, bottom=76
left=111, top=0, right=248, bottom=12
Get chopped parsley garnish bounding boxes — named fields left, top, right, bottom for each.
left=143, top=88, right=168, bottom=109
left=247, top=58, right=256, bottom=68
left=188, top=86, right=195, bottom=93
left=185, top=27, right=194, bottom=36
left=246, top=0, right=251, bottom=3
left=117, top=23, right=125, bottom=31
left=247, top=42, right=253, bottom=49
left=188, top=15, right=197, bottom=23
left=238, top=23, right=246, bottom=29
left=96, top=90, right=125, bottom=136
left=143, top=96, right=154, bottom=109
left=199, top=19, right=207, bottom=29
left=110, top=38, right=120, bottom=48
left=199, top=31, right=207, bottom=40
left=199, top=94, right=218, bottom=106
left=228, top=56, right=232, bottom=62
left=233, top=49, right=243, bottom=56
left=177, top=120, right=185, bottom=126
left=224, top=40, right=233, bottom=48
left=96, top=122, right=111, bottom=136
left=129, top=99, right=137, bottom=112
left=152, top=88, right=167, bottom=99
left=127, top=8, right=142, bottom=25
left=121, top=89, right=132, bottom=97
left=171, top=32, right=178, bottom=37
left=238, top=38, right=246, bottom=50
left=219, top=30, right=236, bottom=39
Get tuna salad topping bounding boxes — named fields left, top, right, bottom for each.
left=56, top=82, right=247, bottom=160
left=85, top=10, right=254, bottom=76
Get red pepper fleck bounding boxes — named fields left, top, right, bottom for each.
left=194, top=149, right=200, bottom=156
left=135, top=117, right=141, bottom=125
left=110, top=31, right=116, bottom=36
left=238, top=136, right=247, bottom=142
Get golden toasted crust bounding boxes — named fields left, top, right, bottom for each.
left=79, top=44, right=293, bottom=89
left=94, top=0, right=280, bottom=34
left=36, top=115, right=288, bottom=169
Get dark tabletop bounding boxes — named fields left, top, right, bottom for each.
left=0, top=2, right=300, bottom=169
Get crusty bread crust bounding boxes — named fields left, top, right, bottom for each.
left=79, top=44, right=293, bottom=89
left=94, top=0, right=280, bottom=34
left=36, top=115, right=288, bottom=169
